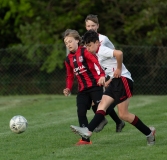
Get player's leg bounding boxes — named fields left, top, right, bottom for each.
left=71, top=94, right=114, bottom=138
left=104, top=79, right=125, bottom=132
left=106, top=102, right=125, bottom=132
left=71, top=81, right=116, bottom=137
left=76, top=91, right=92, bottom=145
left=116, top=77, right=155, bottom=145
left=104, top=77, right=125, bottom=132
left=117, top=99, right=155, bottom=145
left=94, top=101, right=125, bottom=132
left=71, top=77, right=155, bottom=145
left=90, top=86, right=108, bottom=132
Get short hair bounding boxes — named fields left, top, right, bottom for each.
left=85, top=14, right=99, bottom=24
left=83, top=30, right=99, bottom=44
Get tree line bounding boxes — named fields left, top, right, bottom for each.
left=0, top=0, right=167, bottom=74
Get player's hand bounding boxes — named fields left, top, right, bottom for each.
left=63, top=88, right=71, bottom=96
left=97, top=76, right=105, bottom=86
left=105, top=78, right=112, bottom=87
left=113, top=69, right=121, bottom=78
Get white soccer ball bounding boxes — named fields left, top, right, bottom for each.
left=9, top=115, right=28, bottom=134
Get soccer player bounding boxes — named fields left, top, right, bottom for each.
left=85, top=14, right=114, bottom=49
left=70, top=30, right=156, bottom=146
left=85, top=14, right=125, bottom=132
left=63, top=29, right=123, bottom=145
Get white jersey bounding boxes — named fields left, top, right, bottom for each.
left=96, top=45, right=133, bottom=81
left=99, top=34, right=115, bottom=49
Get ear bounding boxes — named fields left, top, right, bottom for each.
left=97, top=23, right=99, bottom=30
left=95, top=40, right=100, bottom=45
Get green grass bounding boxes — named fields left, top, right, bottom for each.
left=0, top=95, right=167, bottom=160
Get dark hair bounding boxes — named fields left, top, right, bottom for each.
left=85, top=14, right=99, bottom=24
left=83, top=30, right=99, bottom=44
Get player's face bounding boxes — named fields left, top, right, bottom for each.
left=64, top=36, right=79, bottom=52
left=85, top=41, right=99, bottom=54
left=85, top=20, right=99, bottom=32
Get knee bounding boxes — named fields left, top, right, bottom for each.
left=119, top=113, right=128, bottom=121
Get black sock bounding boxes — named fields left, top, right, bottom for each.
left=106, top=103, right=121, bottom=125
left=91, top=104, right=98, bottom=113
left=78, top=115, right=90, bottom=142
left=88, top=110, right=106, bottom=132
left=78, top=116, right=88, bottom=128
left=131, top=115, right=151, bottom=136
left=92, top=104, right=105, bottom=123
left=108, top=110, right=122, bottom=125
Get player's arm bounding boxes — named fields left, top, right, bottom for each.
left=63, top=61, right=74, bottom=96
left=113, top=50, right=123, bottom=78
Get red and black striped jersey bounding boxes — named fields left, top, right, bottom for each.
left=65, top=46, right=105, bottom=92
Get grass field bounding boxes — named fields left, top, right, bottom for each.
left=0, top=95, right=167, bottom=160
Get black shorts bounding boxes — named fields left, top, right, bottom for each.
left=77, top=86, right=103, bottom=112
left=104, top=77, right=133, bottom=105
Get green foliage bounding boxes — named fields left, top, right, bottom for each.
left=0, top=0, right=34, bottom=47
left=1, top=0, right=167, bottom=46
left=123, top=0, right=167, bottom=45
left=1, top=0, right=167, bottom=73
left=18, top=17, right=58, bottom=45
left=40, top=44, right=66, bottom=73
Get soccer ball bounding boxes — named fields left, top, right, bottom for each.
left=9, top=115, right=28, bottom=134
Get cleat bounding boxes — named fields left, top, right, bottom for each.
left=116, top=121, right=125, bottom=132
left=70, top=125, right=92, bottom=139
left=147, top=127, right=156, bottom=146
left=94, top=118, right=108, bottom=133
left=75, top=139, right=92, bottom=145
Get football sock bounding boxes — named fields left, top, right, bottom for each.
left=91, top=104, right=98, bottom=113
left=88, top=110, right=106, bottom=132
left=93, top=103, right=121, bottom=125
left=92, top=104, right=105, bottom=121
left=108, top=109, right=122, bottom=125
left=78, top=115, right=90, bottom=142
left=131, top=115, right=151, bottom=135
left=105, top=102, right=116, bottom=114
left=78, top=114, right=88, bottom=128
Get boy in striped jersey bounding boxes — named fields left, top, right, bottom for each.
left=63, top=29, right=116, bottom=145
left=70, top=30, right=155, bottom=146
